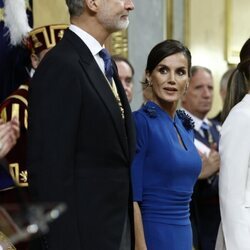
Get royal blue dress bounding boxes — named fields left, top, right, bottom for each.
left=131, top=101, right=201, bottom=250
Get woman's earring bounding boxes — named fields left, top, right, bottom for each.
left=145, top=78, right=152, bottom=87
left=184, top=83, right=188, bottom=94
left=148, top=80, right=152, bottom=87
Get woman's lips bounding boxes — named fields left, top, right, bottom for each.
left=164, top=87, right=177, bottom=92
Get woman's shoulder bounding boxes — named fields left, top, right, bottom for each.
left=133, top=101, right=159, bottom=121
left=226, top=97, right=250, bottom=123
left=222, top=97, right=250, bottom=134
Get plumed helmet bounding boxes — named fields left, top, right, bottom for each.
left=27, top=24, right=68, bottom=55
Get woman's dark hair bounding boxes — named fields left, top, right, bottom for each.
left=221, top=38, right=250, bottom=122
left=145, top=39, right=192, bottom=76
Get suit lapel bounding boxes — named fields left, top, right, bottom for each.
left=113, top=71, right=136, bottom=162
left=82, top=60, right=130, bottom=160
left=64, top=30, right=131, bottom=161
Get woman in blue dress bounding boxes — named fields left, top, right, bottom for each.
left=132, top=40, right=202, bottom=250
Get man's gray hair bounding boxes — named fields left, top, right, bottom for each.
left=191, top=66, right=212, bottom=77
left=65, top=0, right=84, bottom=17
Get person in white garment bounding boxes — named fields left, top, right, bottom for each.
left=215, top=38, right=250, bottom=250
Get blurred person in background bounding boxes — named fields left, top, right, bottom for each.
left=212, top=68, right=235, bottom=123
left=113, top=55, right=134, bottom=103
left=181, top=66, right=221, bottom=250
left=0, top=0, right=33, bottom=102
left=0, top=24, right=68, bottom=195
left=0, top=24, right=67, bottom=250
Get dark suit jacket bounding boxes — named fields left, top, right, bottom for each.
left=191, top=119, right=221, bottom=250
left=27, top=29, right=136, bottom=250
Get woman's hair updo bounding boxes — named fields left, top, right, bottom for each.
left=222, top=38, right=250, bottom=122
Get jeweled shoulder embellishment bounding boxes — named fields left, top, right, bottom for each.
left=176, top=110, right=194, bottom=130
left=143, top=103, right=157, bottom=118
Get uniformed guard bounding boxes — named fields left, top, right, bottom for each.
left=0, top=24, right=68, bottom=196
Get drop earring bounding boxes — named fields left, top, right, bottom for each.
left=184, top=83, right=188, bottom=94
left=145, top=78, right=152, bottom=87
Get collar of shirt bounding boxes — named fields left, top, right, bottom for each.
left=181, top=108, right=210, bottom=131
left=69, top=24, right=105, bottom=73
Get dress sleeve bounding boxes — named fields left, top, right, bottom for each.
left=219, top=107, right=250, bottom=250
left=131, top=111, right=149, bottom=202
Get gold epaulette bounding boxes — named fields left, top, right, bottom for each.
left=0, top=8, right=4, bottom=22
left=5, top=85, right=29, bottom=106
left=0, top=85, right=29, bottom=129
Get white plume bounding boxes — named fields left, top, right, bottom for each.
left=4, top=0, right=32, bottom=46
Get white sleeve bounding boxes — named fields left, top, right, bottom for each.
left=219, top=107, right=250, bottom=250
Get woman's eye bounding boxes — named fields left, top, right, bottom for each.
left=177, top=70, right=186, bottom=76
left=159, top=67, right=168, bottom=74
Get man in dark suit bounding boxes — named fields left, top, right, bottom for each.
left=27, top=0, right=135, bottom=250
left=0, top=24, right=68, bottom=250
left=181, top=66, right=221, bottom=250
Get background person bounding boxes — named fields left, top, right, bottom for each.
left=0, top=24, right=67, bottom=250
left=27, top=0, right=135, bottom=250
left=0, top=0, right=32, bottom=102
left=212, top=68, right=235, bottom=123
left=132, top=39, right=201, bottom=250
left=181, top=66, right=221, bottom=250
left=0, top=24, right=68, bottom=193
left=113, top=55, right=134, bottom=103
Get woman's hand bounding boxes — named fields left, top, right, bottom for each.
left=134, top=202, right=147, bottom=250
left=0, top=117, right=20, bottom=159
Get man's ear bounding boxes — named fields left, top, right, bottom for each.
left=85, top=0, right=99, bottom=12
left=30, top=54, right=40, bottom=69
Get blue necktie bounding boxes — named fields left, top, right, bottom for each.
left=99, top=48, right=114, bottom=83
left=201, top=121, right=212, bottom=143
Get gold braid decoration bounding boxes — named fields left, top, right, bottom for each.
left=9, top=163, right=28, bottom=187
left=0, top=7, right=4, bottom=22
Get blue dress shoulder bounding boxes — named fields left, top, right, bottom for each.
left=131, top=101, right=201, bottom=250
